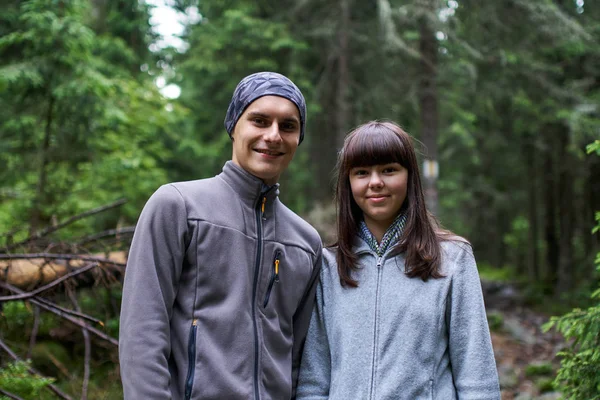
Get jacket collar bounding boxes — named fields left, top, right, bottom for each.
left=352, top=235, right=372, bottom=255
left=219, top=161, right=280, bottom=208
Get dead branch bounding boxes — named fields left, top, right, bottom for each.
left=68, top=288, right=90, bottom=400
left=0, top=337, right=73, bottom=400
left=75, top=226, right=135, bottom=246
left=2, top=198, right=127, bottom=252
left=0, top=282, right=117, bottom=346
left=27, top=305, right=40, bottom=360
left=0, top=252, right=126, bottom=289
left=12, top=286, right=104, bottom=326
left=0, top=253, right=125, bottom=266
left=0, top=388, right=25, bottom=400
left=0, top=262, right=98, bottom=301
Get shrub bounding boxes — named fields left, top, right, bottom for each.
left=0, top=360, right=55, bottom=399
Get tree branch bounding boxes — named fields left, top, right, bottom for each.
left=68, top=288, right=90, bottom=400
left=0, top=338, right=73, bottom=400
left=75, top=226, right=135, bottom=246
left=0, top=262, right=99, bottom=301
left=0, top=282, right=117, bottom=346
left=0, top=253, right=125, bottom=267
left=27, top=305, right=40, bottom=359
left=3, top=198, right=127, bottom=252
left=0, top=388, right=25, bottom=400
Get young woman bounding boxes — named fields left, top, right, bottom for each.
left=296, top=121, right=500, bottom=399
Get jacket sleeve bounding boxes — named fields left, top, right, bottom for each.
left=295, top=263, right=331, bottom=399
left=290, top=243, right=323, bottom=399
left=446, top=244, right=501, bottom=399
left=119, top=184, right=189, bottom=399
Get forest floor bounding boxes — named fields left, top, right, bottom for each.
left=483, top=281, right=566, bottom=400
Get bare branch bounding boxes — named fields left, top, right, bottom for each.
left=68, top=288, right=90, bottom=400
left=0, top=282, right=117, bottom=346
left=0, top=253, right=125, bottom=267
left=0, top=262, right=99, bottom=301
left=75, top=226, right=135, bottom=246
left=0, top=388, right=25, bottom=400
left=2, top=198, right=127, bottom=252
left=27, top=305, right=40, bottom=359
left=0, top=338, right=73, bottom=400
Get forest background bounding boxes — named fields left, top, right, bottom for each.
left=0, top=0, right=599, bottom=399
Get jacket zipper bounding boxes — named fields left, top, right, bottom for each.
left=263, top=251, right=281, bottom=307
left=184, top=319, right=198, bottom=400
left=252, top=194, right=267, bottom=400
left=369, top=256, right=383, bottom=400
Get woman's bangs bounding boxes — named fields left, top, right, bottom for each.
left=343, top=125, right=407, bottom=170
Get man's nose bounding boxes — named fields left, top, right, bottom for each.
left=263, top=123, right=283, bottom=142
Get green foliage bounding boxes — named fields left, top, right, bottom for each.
left=544, top=211, right=600, bottom=399
left=0, top=361, right=54, bottom=399
left=587, top=140, right=600, bottom=157
left=536, top=377, right=556, bottom=393
left=525, top=361, right=554, bottom=377
left=0, top=0, right=182, bottom=240
left=1, top=301, right=31, bottom=327
left=477, top=263, right=514, bottom=282
left=486, top=311, right=504, bottom=332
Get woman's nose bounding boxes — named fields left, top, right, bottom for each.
left=368, top=172, right=383, bottom=187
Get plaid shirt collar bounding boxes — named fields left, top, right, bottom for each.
left=358, top=213, right=407, bottom=256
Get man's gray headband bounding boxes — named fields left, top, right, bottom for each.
left=224, top=72, right=307, bottom=144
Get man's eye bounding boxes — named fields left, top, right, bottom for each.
left=281, top=123, right=297, bottom=131
left=253, top=118, right=266, bottom=125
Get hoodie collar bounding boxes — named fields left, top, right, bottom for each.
left=219, top=161, right=280, bottom=207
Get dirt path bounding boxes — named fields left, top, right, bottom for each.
left=483, top=282, right=565, bottom=399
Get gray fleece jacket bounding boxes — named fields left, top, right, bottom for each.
left=119, top=161, right=322, bottom=400
left=297, top=240, right=500, bottom=400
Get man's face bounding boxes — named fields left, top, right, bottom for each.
left=231, top=96, right=301, bottom=185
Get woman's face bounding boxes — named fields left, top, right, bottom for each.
left=349, top=162, right=408, bottom=232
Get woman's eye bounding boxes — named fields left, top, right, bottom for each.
left=353, top=170, right=367, bottom=176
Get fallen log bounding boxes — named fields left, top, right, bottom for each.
left=0, top=252, right=127, bottom=290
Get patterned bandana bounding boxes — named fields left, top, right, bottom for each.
left=224, top=71, right=307, bottom=144
left=358, top=213, right=407, bottom=256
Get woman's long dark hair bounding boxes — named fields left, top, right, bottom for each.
left=334, top=121, right=454, bottom=287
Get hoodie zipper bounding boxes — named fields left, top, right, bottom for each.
left=263, top=251, right=281, bottom=307
left=184, top=319, right=198, bottom=400
left=368, top=256, right=383, bottom=400
left=252, top=194, right=267, bottom=400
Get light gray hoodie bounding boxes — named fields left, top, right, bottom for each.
left=297, top=239, right=500, bottom=400
left=119, top=161, right=322, bottom=400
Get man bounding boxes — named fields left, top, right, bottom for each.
left=119, top=72, right=322, bottom=400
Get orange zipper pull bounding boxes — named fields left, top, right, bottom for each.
left=275, top=259, right=280, bottom=276
left=261, top=196, right=267, bottom=213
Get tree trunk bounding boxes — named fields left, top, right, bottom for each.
left=556, top=129, right=573, bottom=296
left=525, top=133, right=539, bottom=281
left=543, top=125, right=559, bottom=287
left=335, top=0, right=351, bottom=150
left=418, top=1, right=439, bottom=215
left=30, top=94, right=55, bottom=235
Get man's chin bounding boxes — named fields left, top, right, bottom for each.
left=248, top=169, right=280, bottom=185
